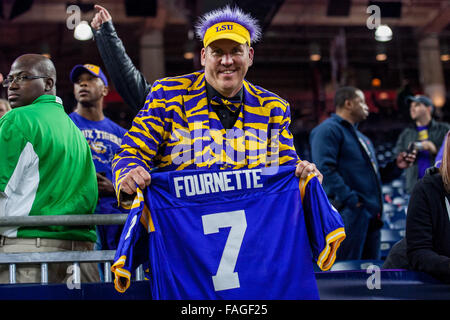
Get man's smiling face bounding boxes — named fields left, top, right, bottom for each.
left=201, top=39, right=254, bottom=98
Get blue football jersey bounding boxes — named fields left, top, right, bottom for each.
left=111, top=166, right=345, bottom=299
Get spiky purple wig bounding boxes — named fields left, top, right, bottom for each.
left=194, top=5, right=262, bottom=45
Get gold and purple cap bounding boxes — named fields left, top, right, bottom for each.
left=70, top=64, right=108, bottom=87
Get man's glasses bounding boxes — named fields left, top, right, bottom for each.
left=2, top=75, right=48, bottom=88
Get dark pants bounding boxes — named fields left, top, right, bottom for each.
left=336, top=206, right=381, bottom=261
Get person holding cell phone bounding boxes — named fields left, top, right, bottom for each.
left=394, top=95, right=450, bottom=193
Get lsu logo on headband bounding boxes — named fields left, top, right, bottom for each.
left=215, top=24, right=234, bottom=32
left=203, top=22, right=251, bottom=48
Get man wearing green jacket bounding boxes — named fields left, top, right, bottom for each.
left=0, top=54, right=99, bottom=283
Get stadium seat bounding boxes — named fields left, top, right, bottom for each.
left=381, top=215, right=391, bottom=226
left=382, top=185, right=393, bottom=197
left=391, top=179, right=406, bottom=198
left=390, top=218, right=406, bottom=230
left=380, top=229, right=403, bottom=258
left=382, top=203, right=407, bottom=229
left=391, top=179, right=404, bottom=189
left=390, top=208, right=406, bottom=219
left=382, top=203, right=395, bottom=221
left=381, top=228, right=403, bottom=241
left=383, top=202, right=395, bottom=213
left=376, top=145, right=385, bottom=153
left=329, top=260, right=385, bottom=271
left=392, top=196, right=406, bottom=207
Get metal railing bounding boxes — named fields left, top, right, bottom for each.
left=0, top=214, right=128, bottom=227
left=0, top=214, right=142, bottom=285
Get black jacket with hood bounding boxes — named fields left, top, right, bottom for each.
left=406, top=166, right=450, bottom=283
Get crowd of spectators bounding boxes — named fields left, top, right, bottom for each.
left=0, top=4, right=449, bottom=287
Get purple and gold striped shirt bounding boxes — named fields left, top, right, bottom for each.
left=112, top=71, right=301, bottom=206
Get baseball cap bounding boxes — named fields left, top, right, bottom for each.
left=70, top=64, right=108, bottom=87
left=203, top=22, right=251, bottom=48
left=406, top=95, right=434, bottom=108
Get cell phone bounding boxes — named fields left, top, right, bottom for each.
left=406, top=142, right=416, bottom=154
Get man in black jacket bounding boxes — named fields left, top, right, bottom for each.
left=91, top=5, right=151, bottom=113
left=394, top=95, right=450, bottom=193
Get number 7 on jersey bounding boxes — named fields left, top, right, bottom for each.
left=202, top=210, right=247, bottom=292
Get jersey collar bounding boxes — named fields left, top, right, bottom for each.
left=32, top=95, right=63, bottom=106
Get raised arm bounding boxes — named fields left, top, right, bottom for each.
left=91, top=5, right=151, bottom=113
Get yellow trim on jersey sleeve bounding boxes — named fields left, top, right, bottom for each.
left=111, top=255, right=132, bottom=293
left=299, top=172, right=316, bottom=202
left=131, top=188, right=144, bottom=209
left=297, top=172, right=346, bottom=271
left=140, top=204, right=155, bottom=233
left=316, top=227, right=346, bottom=271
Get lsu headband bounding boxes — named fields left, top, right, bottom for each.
left=203, top=22, right=251, bottom=48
